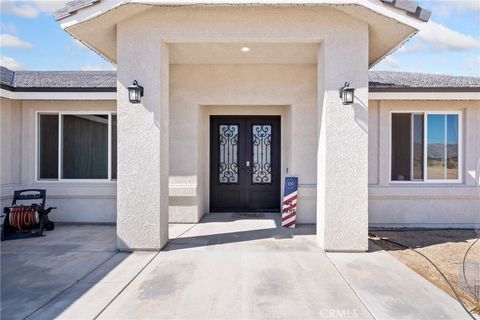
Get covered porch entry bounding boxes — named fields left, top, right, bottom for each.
left=112, top=6, right=371, bottom=252
left=55, top=0, right=429, bottom=252
left=117, top=35, right=368, bottom=252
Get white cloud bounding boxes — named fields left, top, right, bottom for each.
left=1, top=22, right=18, bottom=34
left=445, top=0, right=480, bottom=15
left=0, top=34, right=33, bottom=48
left=384, top=56, right=400, bottom=69
left=0, top=55, right=24, bottom=70
left=399, top=21, right=480, bottom=53
left=2, top=1, right=69, bottom=18
left=27, top=0, right=69, bottom=13
left=397, top=43, right=424, bottom=53
left=2, top=2, right=40, bottom=18
left=81, top=64, right=116, bottom=71
left=429, top=0, right=480, bottom=19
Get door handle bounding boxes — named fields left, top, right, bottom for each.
left=246, top=161, right=250, bottom=168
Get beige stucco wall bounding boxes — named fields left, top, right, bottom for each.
left=1, top=97, right=22, bottom=210
left=368, top=99, right=480, bottom=227
left=169, top=64, right=317, bottom=223
left=115, top=4, right=370, bottom=250
left=1, top=95, right=479, bottom=229
left=0, top=98, right=117, bottom=223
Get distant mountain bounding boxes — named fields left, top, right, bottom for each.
left=427, top=144, right=458, bottom=159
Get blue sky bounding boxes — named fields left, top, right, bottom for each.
left=0, top=0, right=479, bottom=76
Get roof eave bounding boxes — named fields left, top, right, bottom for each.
left=57, top=1, right=429, bottom=29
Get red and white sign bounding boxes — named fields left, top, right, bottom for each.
left=281, top=177, right=298, bottom=228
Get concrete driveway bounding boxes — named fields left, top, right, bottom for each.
left=1, top=213, right=469, bottom=320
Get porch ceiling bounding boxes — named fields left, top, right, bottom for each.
left=58, top=1, right=427, bottom=67
left=170, top=43, right=319, bottom=64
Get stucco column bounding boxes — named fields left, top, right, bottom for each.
left=316, top=35, right=369, bottom=252
left=116, top=28, right=169, bottom=250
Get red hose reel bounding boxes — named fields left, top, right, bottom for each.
left=1, top=189, right=56, bottom=241
left=9, top=206, right=40, bottom=231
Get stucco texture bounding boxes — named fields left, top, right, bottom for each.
left=169, top=64, right=317, bottom=223
left=113, top=5, right=370, bottom=251
left=0, top=98, right=117, bottom=223
left=368, top=99, right=480, bottom=228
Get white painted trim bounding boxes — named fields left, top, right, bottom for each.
left=369, top=91, right=480, bottom=100
left=35, top=111, right=117, bottom=183
left=108, top=113, right=112, bottom=180
left=0, top=89, right=116, bottom=100
left=389, top=110, right=463, bottom=184
left=370, top=223, right=480, bottom=229
left=59, top=0, right=424, bottom=30
left=3, top=89, right=478, bottom=102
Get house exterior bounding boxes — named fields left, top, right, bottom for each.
left=1, top=0, right=479, bottom=252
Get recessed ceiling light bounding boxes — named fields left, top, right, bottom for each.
left=241, top=46, right=251, bottom=52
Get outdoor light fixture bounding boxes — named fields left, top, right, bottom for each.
left=128, top=80, right=144, bottom=104
left=339, top=82, right=355, bottom=105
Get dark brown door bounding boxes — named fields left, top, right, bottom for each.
left=210, top=116, right=281, bottom=212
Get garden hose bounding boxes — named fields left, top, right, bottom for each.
left=9, top=206, right=40, bottom=231
left=369, top=233, right=475, bottom=320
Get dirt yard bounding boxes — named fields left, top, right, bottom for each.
left=370, top=230, right=480, bottom=314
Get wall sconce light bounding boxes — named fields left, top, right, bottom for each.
left=339, top=82, right=355, bottom=105
left=128, top=80, right=144, bottom=104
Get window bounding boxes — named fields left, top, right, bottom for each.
left=37, top=112, right=117, bottom=181
left=218, top=124, right=239, bottom=184
left=391, top=112, right=461, bottom=182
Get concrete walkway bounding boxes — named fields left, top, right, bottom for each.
left=1, top=214, right=470, bottom=320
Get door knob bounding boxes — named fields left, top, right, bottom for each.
left=246, top=161, right=250, bottom=167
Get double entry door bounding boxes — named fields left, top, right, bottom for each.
left=210, top=116, right=281, bottom=212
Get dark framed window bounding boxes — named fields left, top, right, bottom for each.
left=38, top=112, right=117, bottom=181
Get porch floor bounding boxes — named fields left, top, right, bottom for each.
left=1, top=213, right=469, bottom=319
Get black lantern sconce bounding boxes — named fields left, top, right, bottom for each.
left=339, top=82, right=355, bottom=105
left=128, top=80, right=144, bottom=104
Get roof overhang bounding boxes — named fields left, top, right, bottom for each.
left=0, top=88, right=117, bottom=100
left=369, top=91, right=480, bottom=100
left=3, top=88, right=478, bottom=101
left=56, top=0, right=430, bottom=67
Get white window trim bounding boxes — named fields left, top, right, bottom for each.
left=35, top=111, right=117, bottom=183
left=389, top=110, right=463, bottom=184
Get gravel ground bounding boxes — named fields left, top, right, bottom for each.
left=369, top=229, right=480, bottom=314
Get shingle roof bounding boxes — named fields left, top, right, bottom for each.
left=368, top=71, right=480, bottom=92
left=0, top=67, right=116, bottom=92
left=1, top=67, right=479, bottom=92
left=1, top=66, right=15, bottom=89
left=54, top=0, right=430, bottom=22
left=54, top=0, right=99, bottom=21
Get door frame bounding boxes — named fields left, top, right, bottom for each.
left=209, top=115, right=281, bottom=212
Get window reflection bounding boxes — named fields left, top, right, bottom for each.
left=412, top=114, right=424, bottom=180
left=427, top=114, right=446, bottom=180
left=447, top=115, right=459, bottom=179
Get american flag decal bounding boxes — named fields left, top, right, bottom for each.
left=282, top=177, right=298, bottom=228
